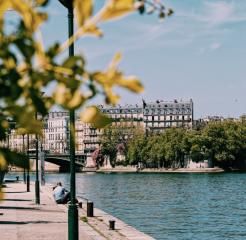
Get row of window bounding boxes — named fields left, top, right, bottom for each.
left=101, top=108, right=142, bottom=114
left=45, top=127, right=69, bottom=133
left=144, top=115, right=192, bottom=121
left=48, top=112, right=69, bottom=118
left=48, top=133, right=68, bottom=141
left=146, top=122, right=191, bottom=127
left=109, top=114, right=143, bottom=119
left=47, top=119, right=68, bottom=128
left=144, top=108, right=192, bottom=115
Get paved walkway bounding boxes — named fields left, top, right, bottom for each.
left=0, top=182, right=92, bottom=240
left=0, top=182, right=154, bottom=240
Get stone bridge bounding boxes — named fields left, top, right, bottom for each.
left=29, top=153, right=86, bottom=172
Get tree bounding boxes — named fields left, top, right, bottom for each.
left=100, top=125, right=126, bottom=166
left=145, top=135, right=165, bottom=168
left=201, top=121, right=246, bottom=168
left=101, top=124, right=145, bottom=166
left=158, top=128, right=186, bottom=168
left=126, top=127, right=146, bottom=165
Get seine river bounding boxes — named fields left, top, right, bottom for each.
left=9, top=172, right=246, bottom=240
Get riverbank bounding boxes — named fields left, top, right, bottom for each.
left=9, top=164, right=226, bottom=174
left=96, top=166, right=225, bottom=173
left=9, top=160, right=60, bottom=172
left=0, top=181, right=154, bottom=240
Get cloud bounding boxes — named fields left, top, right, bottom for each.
left=178, top=1, right=246, bottom=26
left=203, top=1, right=234, bottom=25
left=197, top=42, right=222, bottom=55
left=210, top=42, right=221, bottom=50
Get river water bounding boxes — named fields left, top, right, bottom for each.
left=7, top=172, right=246, bottom=240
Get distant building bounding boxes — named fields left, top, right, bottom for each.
left=81, top=123, right=102, bottom=155
left=99, top=103, right=144, bottom=128
left=5, top=99, right=195, bottom=159
left=43, top=111, right=69, bottom=154
left=8, top=131, right=36, bottom=152
left=83, top=99, right=194, bottom=156
left=99, top=99, right=194, bottom=132
left=75, top=118, right=86, bottom=153
left=143, top=99, right=194, bottom=132
left=202, top=116, right=225, bottom=123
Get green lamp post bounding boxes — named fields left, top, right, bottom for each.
left=26, top=134, right=30, bottom=192
left=35, top=112, right=40, bottom=204
left=58, top=1, right=78, bottom=240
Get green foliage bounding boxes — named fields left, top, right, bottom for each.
left=126, top=127, right=146, bottom=165
left=201, top=121, right=246, bottom=168
left=101, top=124, right=134, bottom=165
left=124, top=121, right=246, bottom=169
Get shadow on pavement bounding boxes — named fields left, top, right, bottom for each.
left=0, top=220, right=67, bottom=224
left=3, top=199, right=32, bottom=202
left=0, top=206, right=39, bottom=210
left=4, top=191, right=27, bottom=194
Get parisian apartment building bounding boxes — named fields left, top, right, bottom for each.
left=5, top=99, right=194, bottom=155
left=83, top=99, right=194, bottom=155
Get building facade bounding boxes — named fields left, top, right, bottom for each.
left=75, top=118, right=86, bottom=153
left=99, top=103, right=144, bottom=128
left=143, top=99, right=193, bottom=132
left=83, top=99, right=194, bottom=155
left=5, top=99, right=194, bottom=157
left=43, top=111, right=69, bottom=154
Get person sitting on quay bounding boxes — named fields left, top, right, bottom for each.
left=53, top=182, right=70, bottom=204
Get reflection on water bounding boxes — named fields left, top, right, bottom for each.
left=7, top=172, right=246, bottom=240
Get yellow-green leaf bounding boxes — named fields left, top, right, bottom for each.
left=99, top=0, right=135, bottom=22
left=91, top=52, right=143, bottom=104
left=117, top=76, right=144, bottom=93
left=81, top=106, right=112, bottom=128
left=15, top=128, right=28, bottom=135
left=82, top=24, right=103, bottom=37
left=108, top=52, right=122, bottom=70
left=104, top=88, right=120, bottom=105
left=35, top=0, right=49, bottom=7
left=10, top=0, right=47, bottom=32
left=92, top=72, right=109, bottom=85
left=0, top=1, right=10, bottom=13
left=18, top=115, right=43, bottom=135
left=67, top=90, right=86, bottom=109
left=54, top=84, right=86, bottom=110
left=0, top=2, right=11, bottom=26
left=0, top=153, right=7, bottom=171
left=74, top=0, right=93, bottom=26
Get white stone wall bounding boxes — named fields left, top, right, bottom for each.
left=187, top=160, right=209, bottom=168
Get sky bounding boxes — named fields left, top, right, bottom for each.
left=42, top=0, right=246, bottom=118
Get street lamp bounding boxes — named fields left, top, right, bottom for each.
left=22, top=134, right=26, bottom=183
left=26, top=134, right=30, bottom=192
left=58, top=1, right=78, bottom=240
left=22, top=133, right=30, bottom=191
left=35, top=111, right=40, bottom=204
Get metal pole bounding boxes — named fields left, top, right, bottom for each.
left=27, top=134, right=30, bottom=192
left=67, top=6, right=78, bottom=240
left=35, top=112, right=40, bottom=204
left=22, top=135, right=26, bottom=183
